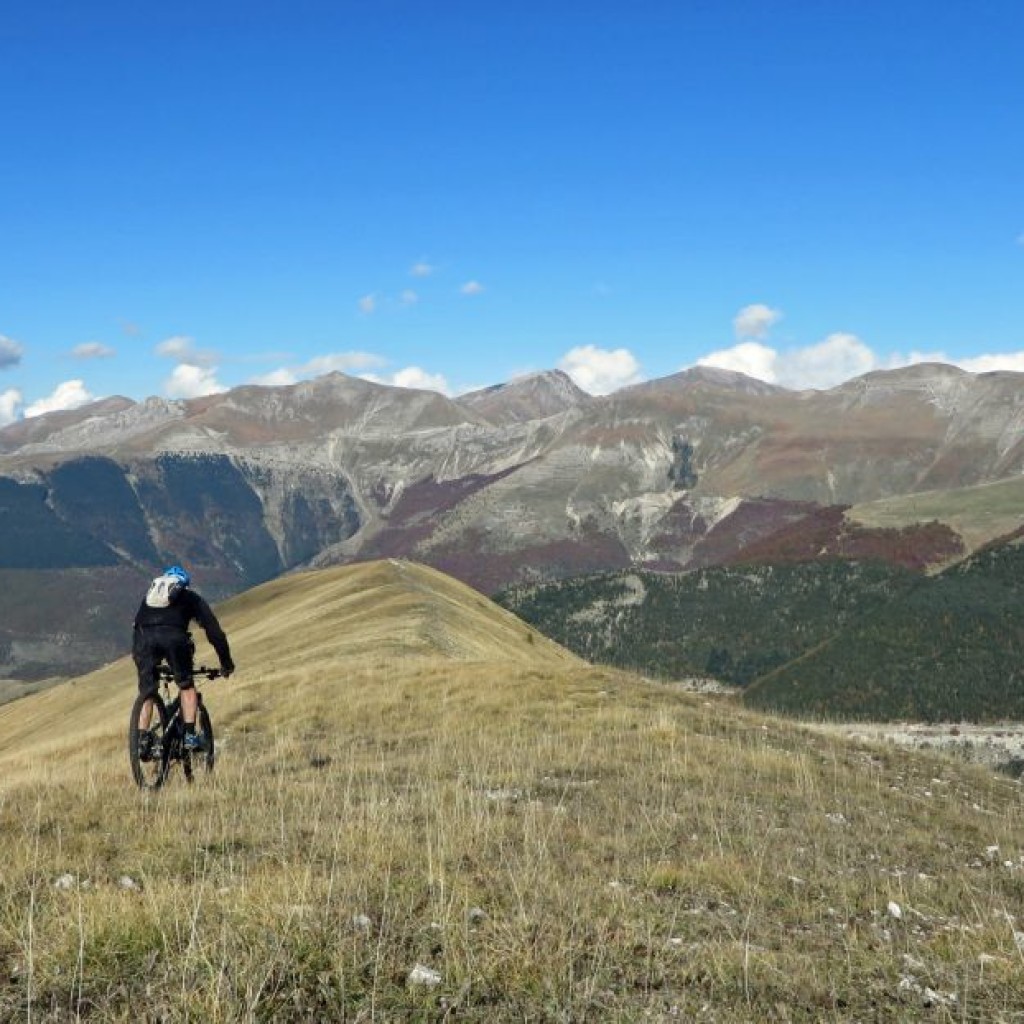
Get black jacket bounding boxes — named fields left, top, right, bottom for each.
left=134, top=588, right=233, bottom=670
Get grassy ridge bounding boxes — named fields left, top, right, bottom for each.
left=2, top=562, right=1024, bottom=1020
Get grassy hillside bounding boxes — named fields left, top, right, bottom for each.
left=848, top=475, right=1024, bottom=556
left=2, top=560, right=1024, bottom=1020
left=497, top=561, right=917, bottom=686
left=745, top=539, right=1024, bottom=722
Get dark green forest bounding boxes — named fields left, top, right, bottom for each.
left=745, top=540, right=1024, bottom=721
left=498, top=541, right=1024, bottom=722
left=497, top=561, right=917, bottom=687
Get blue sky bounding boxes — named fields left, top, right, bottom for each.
left=2, top=0, right=1023, bottom=423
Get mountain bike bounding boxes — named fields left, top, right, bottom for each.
left=128, top=664, right=221, bottom=789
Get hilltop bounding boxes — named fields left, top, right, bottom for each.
left=0, top=560, right=576, bottom=777
left=1, top=561, right=1023, bottom=1020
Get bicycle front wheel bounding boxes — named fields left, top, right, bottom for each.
left=198, top=704, right=215, bottom=772
left=183, top=703, right=215, bottom=783
left=129, top=691, right=170, bottom=790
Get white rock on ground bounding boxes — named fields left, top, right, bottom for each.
left=407, top=964, right=442, bottom=987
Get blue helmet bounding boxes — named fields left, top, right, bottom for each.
left=164, top=564, right=191, bottom=587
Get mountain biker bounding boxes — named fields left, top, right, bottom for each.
left=133, top=564, right=235, bottom=758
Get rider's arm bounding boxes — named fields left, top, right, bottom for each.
left=188, top=592, right=235, bottom=675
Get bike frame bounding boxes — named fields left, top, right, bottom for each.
left=130, top=663, right=221, bottom=788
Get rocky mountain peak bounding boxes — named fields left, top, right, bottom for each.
left=457, top=369, right=591, bottom=424
left=621, top=366, right=789, bottom=399
left=0, top=397, right=141, bottom=455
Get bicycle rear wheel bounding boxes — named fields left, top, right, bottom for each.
left=129, top=692, right=170, bottom=790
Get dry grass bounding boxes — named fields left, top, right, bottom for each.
left=0, top=679, right=62, bottom=710
left=2, top=560, right=1024, bottom=1021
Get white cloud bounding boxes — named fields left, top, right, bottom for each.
left=304, top=351, right=387, bottom=376
left=248, top=351, right=388, bottom=387
left=410, top=261, right=436, bottom=278
left=0, top=388, right=22, bottom=425
left=392, top=367, right=450, bottom=392
left=71, top=342, right=115, bottom=360
left=358, top=294, right=377, bottom=315
left=155, top=335, right=218, bottom=367
left=24, top=379, right=94, bottom=418
left=156, top=335, right=195, bottom=360
left=957, top=351, right=1024, bottom=373
left=698, top=333, right=876, bottom=389
left=400, top=289, right=419, bottom=306
left=164, top=364, right=226, bottom=399
left=361, top=366, right=450, bottom=394
left=0, top=335, right=24, bottom=370
left=883, top=349, right=949, bottom=368
left=558, top=345, right=643, bottom=395
left=460, top=280, right=485, bottom=296
left=776, top=333, right=877, bottom=389
left=733, top=304, right=782, bottom=341
left=693, top=332, right=1023, bottom=390
left=699, top=341, right=779, bottom=382
left=249, top=368, right=298, bottom=386
left=156, top=335, right=224, bottom=396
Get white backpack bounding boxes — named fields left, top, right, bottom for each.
left=145, top=573, right=185, bottom=608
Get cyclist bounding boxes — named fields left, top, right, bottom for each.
left=133, top=564, right=235, bottom=758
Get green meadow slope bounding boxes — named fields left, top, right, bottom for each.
left=1, top=560, right=1023, bottom=1021
left=847, top=475, right=1024, bottom=556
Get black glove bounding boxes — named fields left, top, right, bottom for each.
left=221, top=662, right=235, bottom=678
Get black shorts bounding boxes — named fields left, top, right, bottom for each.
left=133, top=628, right=196, bottom=697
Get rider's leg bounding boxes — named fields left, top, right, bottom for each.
left=167, top=633, right=198, bottom=727
left=133, top=641, right=158, bottom=731
left=180, top=686, right=198, bottom=726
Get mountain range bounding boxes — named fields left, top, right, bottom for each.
left=1, top=361, right=1022, bottom=682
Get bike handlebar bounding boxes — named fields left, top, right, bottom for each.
left=156, top=664, right=223, bottom=681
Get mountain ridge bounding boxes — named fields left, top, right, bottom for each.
left=1, top=362, right=1022, bottom=681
